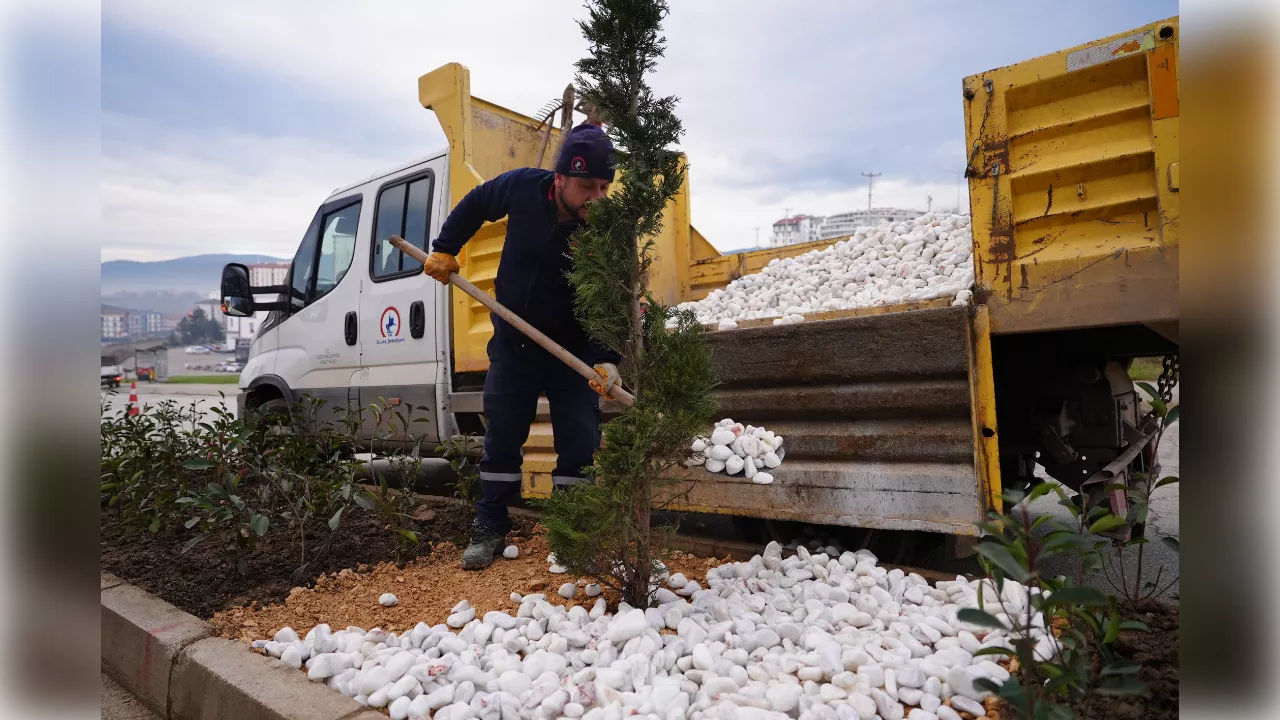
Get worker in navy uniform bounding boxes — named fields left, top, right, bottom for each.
left=422, top=123, right=621, bottom=569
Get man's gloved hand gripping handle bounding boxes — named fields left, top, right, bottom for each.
left=589, top=362, right=619, bottom=397
left=423, top=252, right=461, bottom=285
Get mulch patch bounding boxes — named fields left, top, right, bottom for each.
left=1075, top=600, right=1179, bottom=720
left=101, top=496, right=533, bottom=619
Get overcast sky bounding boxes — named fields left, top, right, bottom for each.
left=101, top=0, right=1178, bottom=261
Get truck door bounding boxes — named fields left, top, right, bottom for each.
left=356, top=162, right=445, bottom=446
left=273, top=193, right=365, bottom=428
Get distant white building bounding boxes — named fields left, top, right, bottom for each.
left=127, top=310, right=163, bottom=337
left=249, top=262, right=289, bottom=287
left=102, top=304, right=163, bottom=339
left=101, top=305, right=128, bottom=339
left=771, top=215, right=824, bottom=247
left=194, top=298, right=221, bottom=322
left=816, top=208, right=927, bottom=241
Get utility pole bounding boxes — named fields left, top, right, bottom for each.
left=754, top=226, right=760, bottom=247
left=927, top=195, right=933, bottom=213
left=861, top=172, right=880, bottom=215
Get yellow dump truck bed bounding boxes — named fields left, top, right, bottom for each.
left=964, top=16, right=1179, bottom=336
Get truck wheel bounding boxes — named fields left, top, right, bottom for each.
left=249, top=397, right=294, bottom=434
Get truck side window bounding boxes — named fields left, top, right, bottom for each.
left=371, top=170, right=434, bottom=280
left=288, top=214, right=321, bottom=312
left=312, top=201, right=361, bottom=302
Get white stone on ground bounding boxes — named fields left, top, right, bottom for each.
left=263, top=539, right=1021, bottom=720
left=503, top=545, right=519, bottom=559
left=378, top=593, right=398, bottom=607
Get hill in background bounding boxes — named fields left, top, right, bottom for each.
left=102, top=254, right=288, bottom=312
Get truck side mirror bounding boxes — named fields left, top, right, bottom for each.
left=221, top=263, right=255, bottom=317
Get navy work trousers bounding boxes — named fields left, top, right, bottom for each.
left=473, top=338, right=603, bottom=535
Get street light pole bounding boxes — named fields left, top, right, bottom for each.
left=861, top=172, right=881, bottom=215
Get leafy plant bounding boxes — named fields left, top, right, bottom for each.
left=437, top=428, right=484, bottom=504
left=539, top=0, right=718, bottom=608
left=357, top=398, right=430, bottom=562
left=966, top=483, right=1149, bottom=718
left=101, top=388, right=434, bottom=577
left=1097, top=382, right=1180, bottom=603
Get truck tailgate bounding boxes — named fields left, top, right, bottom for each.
left=672, top=305, right=993, bottom=535
left=521, top=305, right=1001, bottom=535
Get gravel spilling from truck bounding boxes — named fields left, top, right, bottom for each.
left=251, top=540, right=1033, bottom=720
left=685, top=419, right=785, bottom=484
left=676, top=213, right=975, bottom=328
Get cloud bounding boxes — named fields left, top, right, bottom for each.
left=101, top=0, right=1178, bottom=257
left=101, top=113, right=414, bottom=261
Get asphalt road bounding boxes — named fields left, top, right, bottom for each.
left=101, top=385, right=238, bottom=422
left=102, top=674, right=160, bottom=720
left=116, top=346, right=241, bottom=377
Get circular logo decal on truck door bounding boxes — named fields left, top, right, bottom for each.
left=380, top=307, right=401, bottom=337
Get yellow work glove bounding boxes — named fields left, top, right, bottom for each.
left=590, top=363, right=619, bottom=397
left=422, top=252, right=461, bottom=285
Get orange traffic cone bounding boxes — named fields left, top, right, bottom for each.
left=128, top=380, right=139, bottom=416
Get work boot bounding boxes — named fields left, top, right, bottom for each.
left=461, top=523, right=506, bottom=570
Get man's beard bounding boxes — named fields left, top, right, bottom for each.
left=556, top=188, right=586, bottom=221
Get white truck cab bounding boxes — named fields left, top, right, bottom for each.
left=221, top=151, right=457, bottom=445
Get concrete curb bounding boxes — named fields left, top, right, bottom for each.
left=101, top=573, right=382, bottom=720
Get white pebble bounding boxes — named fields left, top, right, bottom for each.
left=503, top=545, right=519, bottom=559
left=950, top=696, right=985, bottom=716
left=378, top=593, right=398, bottom=607
left=935, top=707, right=962, bottom=720
left=558, top=583, right=577, bottom=599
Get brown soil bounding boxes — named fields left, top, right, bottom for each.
left=989, top=601, right=1179, bottom=720
left=100, top=496, right=533, bottom=619
left=1075, top=601, right=1179, bottom=720
left=210, top=527, right=727, bottom=643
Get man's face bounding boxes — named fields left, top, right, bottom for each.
left=555, top=174, right=611, bottom=222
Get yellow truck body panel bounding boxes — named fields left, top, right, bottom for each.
left=419, top=63, right=700, bottom=373
left=964, top=17, right=1179, bottom=335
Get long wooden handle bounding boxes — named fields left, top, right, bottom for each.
left=389, top=236, right=635, bottom=406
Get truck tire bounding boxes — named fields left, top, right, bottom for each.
left=247, top=396, right=294, bottom=435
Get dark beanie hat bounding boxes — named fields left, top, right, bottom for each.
left=555, top=123, right=616, bottom=181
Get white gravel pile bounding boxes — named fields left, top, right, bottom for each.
left=253, top=542, right=1039, bottom=720
left=674, top=214, right=975, bottom=329
left=686, top=419, right=784, bottom=485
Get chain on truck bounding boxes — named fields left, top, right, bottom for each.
left=220, top=17, right=1179, bottom=564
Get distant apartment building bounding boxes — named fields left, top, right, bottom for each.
left=127, top=310, right=163, bottom=337
left=102, top=304, right=164, bottom=340
left=101, top=305, right=128, bottom=339
left=816, top=208, right=926, bottom=241
left=771, top=215, right=824, bottom=247
left=249, top=262, right=290, bottom=287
